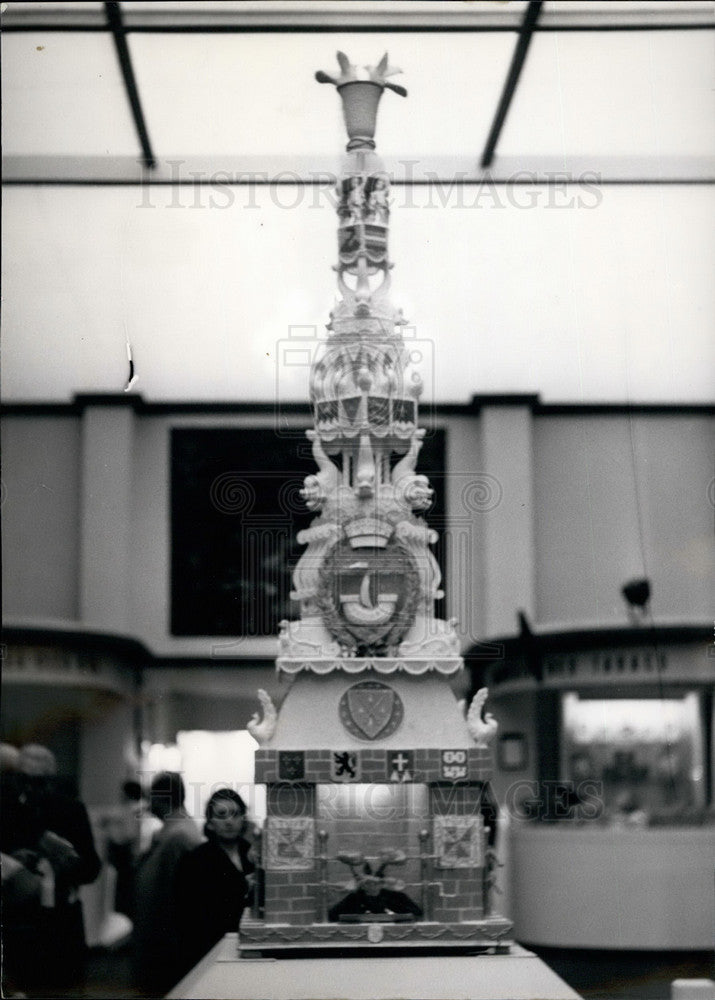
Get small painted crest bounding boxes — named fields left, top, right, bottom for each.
left=278, top=750, right=305, bottom=781
left=331, top=751, right=362, bottom=782
left=440, top=749, right=468, bottom=781
left=388, top=750, right=414, bottom=782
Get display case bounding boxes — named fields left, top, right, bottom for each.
left=561, top=691, right=706, bottom=822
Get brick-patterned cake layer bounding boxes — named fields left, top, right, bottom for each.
left=254, top=747, right=492, bottom=783
left=430, top=782, right=490, bottom=815
left=259, top=783, right=491, bottom=924
left=430, top=875, right=484, bottom=923
left=267, top=783, right=315, bottom=817
left=263, top=870, right=320, bottom=925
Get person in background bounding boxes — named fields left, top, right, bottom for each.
left=131, top=771, right=202, bottom=995
left=0, top=742, right=21, bottom=774
left=174, top=789, right=255, bottom=976
left=103, top=779, right=160, bottom=920
left=1, top=741, right=39, bottom=998
left=1, top=743, right=101, bottom=992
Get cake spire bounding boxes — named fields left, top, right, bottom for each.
left=276, top=54, right=458, bottom=668
left=315, top=51, right=407, bottom=152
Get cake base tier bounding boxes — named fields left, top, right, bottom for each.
left=239, top=916, right=513, bottom=954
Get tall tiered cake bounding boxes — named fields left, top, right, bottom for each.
left=242, top=54, right=512, bottom=953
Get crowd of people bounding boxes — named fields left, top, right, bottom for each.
left=1, top=744, right=255, bottom=998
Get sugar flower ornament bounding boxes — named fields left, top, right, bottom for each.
left=366, top=53, right=408, bottom=96
left=316, top=52, right=407, bottom=97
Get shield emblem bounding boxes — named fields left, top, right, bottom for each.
left=330, top=751, right=362, bottom=782
left=347, top=686, right=394, bottom=738
left=278, top=751, right=305, bottom=781
left=318, top=539, right=420, bottom=655
left=339, top=681, right=404, bottom=741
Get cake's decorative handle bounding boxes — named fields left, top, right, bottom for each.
left=246, top=688, right=277, bottom=744
left=466, top=686, right=499, bottom=747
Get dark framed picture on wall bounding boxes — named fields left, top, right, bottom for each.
left=497, top=732, right=528, bottom=772
left=171, top=427, right=446, bottom=637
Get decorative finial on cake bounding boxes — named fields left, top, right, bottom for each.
left=279, top=49, right=456, bottom=667
left=315, top=51, right=407, bottom=151
left=315, top=51, right=359, bottom=87
left=365, top=53, right=407, bottom=96
left=466, top=687, right=499, bottom=748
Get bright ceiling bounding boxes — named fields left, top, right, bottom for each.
left=2, top=2, right=714, bottom=403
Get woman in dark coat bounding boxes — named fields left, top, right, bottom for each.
left=174, top=789, right=254, bottom=975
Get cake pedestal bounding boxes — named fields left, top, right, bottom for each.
left=167, top=933, right=582, bottom=1000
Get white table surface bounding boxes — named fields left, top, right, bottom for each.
left=167, top=933, right=582, bottom=1000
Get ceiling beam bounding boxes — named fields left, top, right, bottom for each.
left=480, top=0, right=543, bottom=169
left=3, top=154, right=714, bottom=186
left=104, top=2, right=155, bottom=170
left=2, top=4, right=713, bottom=31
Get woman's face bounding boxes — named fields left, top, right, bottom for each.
left=206, top=800, right=246, bottom=841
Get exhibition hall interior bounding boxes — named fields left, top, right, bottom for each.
left=1, top=2, right=714, bottom=999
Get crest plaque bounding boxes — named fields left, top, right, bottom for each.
left=318, top=539, right=419, bottom=655
left=440, top=749, right=468, bottom=781
left=278, top=751, right=305, bottom=781
left=433, top=815, right=483, bottom=869
left=388, top=750, right=414, bottom=782
left=339, top=680, right=404, bottom=741
left=330, top=750, right=361, bottom=782
left=265, top=817, right=315, bottom=871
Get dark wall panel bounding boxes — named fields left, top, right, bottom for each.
left=171, top=427, right=445, bottom=637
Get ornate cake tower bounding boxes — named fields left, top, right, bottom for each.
left=242, top=54, right=512, bottom=952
